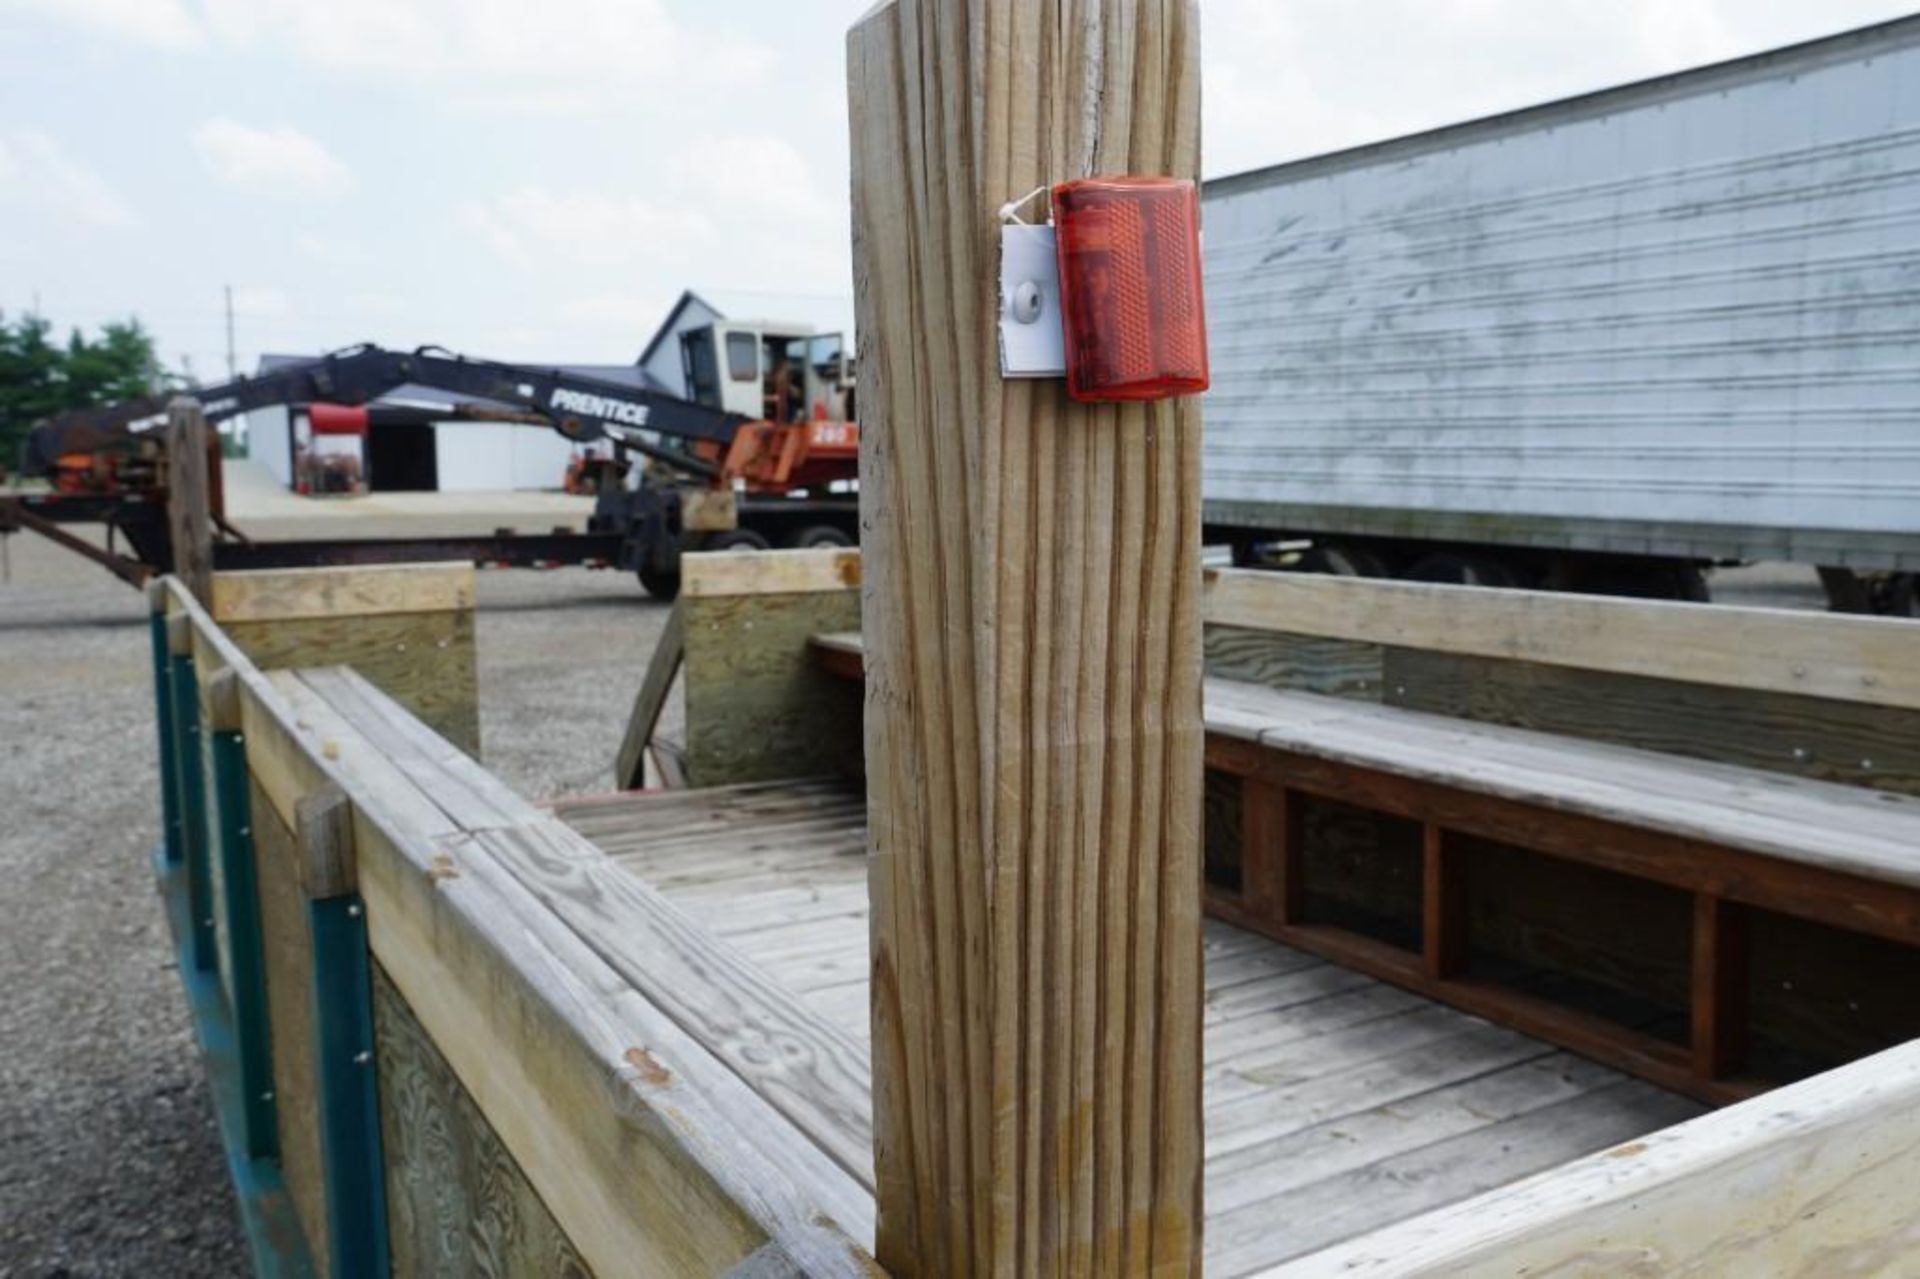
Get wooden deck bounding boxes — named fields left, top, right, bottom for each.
left=552, top=779, right=1706, bottom=1275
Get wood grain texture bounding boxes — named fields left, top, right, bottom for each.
left=224, top=611, right=480, bottom=755
left=1215, top=680, right=1920, bottom=897
left=849, top=2, right=1205, bottom=1272
left=177, top=579, right=876, bottom=1270
left=165, top=398, right=213, bottom=604
left=283, top=667, right=882, bottom=1273
left=561, top=781, right=1718, bottom=1274
left=682, top=547, right=863, bottom=599
left=295, top=783, right=357, bottom=899
left=1385, top=647, right=1920, bottom=797
left=1204, top=627, right=1384, bottom=702
left=249, top=778, right=329, bottom=1274
left=371, top=962, right=590, bottom=1279
left=1275, top=1040, right=1920, bottom=1278
left=1205, top=567, right=1920, bottom=711
left=615, top=600, right=684, bottom=790
left=1692, top=894, right=1749, bottom=1080
left=683, top=590, right=861, bottom=787
left=211, top=563, right=475, bottom=624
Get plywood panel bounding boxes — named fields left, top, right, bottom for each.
left=682, top=589, right=861, bottom=787
left=211, top=564, right=475, bottom=624
left=372, top=962, right=589, bottom=1279
left=224, top=611, right=479, bottom=755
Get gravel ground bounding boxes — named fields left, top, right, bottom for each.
left=0, top=515, right=1816, bottom=1276
left=0, top=525, right=668, bottom=1277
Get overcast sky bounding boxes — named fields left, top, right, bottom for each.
left=1, top=0, right=1913, bottom=378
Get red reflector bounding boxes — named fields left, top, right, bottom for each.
left=1050, top=176, right=1209, bottom=403
left=308, top=403, right=369, bottom=435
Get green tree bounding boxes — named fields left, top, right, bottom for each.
left=0, top=313, right=163, bottom=474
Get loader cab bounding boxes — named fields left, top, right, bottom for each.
left=681, top=322, right=853, bottom=424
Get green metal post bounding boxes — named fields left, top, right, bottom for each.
left=150, top=611, right=183, bottom=865
left=308, top=895, right=390, bottom=1279
left=210, top=728, right=278, bottom=1160
left=168, top=654, right=217, bottom=971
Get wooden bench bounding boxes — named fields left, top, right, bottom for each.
left=1200, top=678, right=1920, bottom=1105
left=809, top=630, right=1920, bottom=1105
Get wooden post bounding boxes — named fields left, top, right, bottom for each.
left=1692, top=893, right=1750, bottom=1080
left=148, top=582, right=185, bottom=864
left=167, top=612, right=216, bottom=970
left=1245, top=779, right=1301, bottom=925
left=615, top=599, right=685, bottom=790
left=166, top=396, right=214, bottom=605
left=849, top=3, right=1205, bottom=1274
left=1423, top=823, right=1469, bottom=980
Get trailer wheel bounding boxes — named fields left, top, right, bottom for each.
left=1297, top=544, right=1392, bottom=577
left=704, top=529, right=771, bottom=552
left=637, top=568, right=681, bottom=600
left=788, top=525, right=852, bottom=549
left=1405, top=552, right=1519, bottom=588
left=1875, top=573, right=1917, bottom=617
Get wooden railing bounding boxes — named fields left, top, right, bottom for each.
left=150, top=566, right=878, bottom=1277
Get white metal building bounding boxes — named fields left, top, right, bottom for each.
left=242, top=356, right=642, bottom=494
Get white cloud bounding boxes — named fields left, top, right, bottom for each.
left=295, top=234, right=364, bottom=265
left=1198, top=0, right=1912, bottom=176
left=5, top=0, right=201, bottom=49
left=0, top=128, right=135, bottom=228
left=459, top=188, right=711, bottom=268
left=670, top=134, right=840, bottom=233
left=229, top=286, right=289, bottom=317
left=191, top=118, right=355, bottom=197
left=195, top=0, right=770, bottom=108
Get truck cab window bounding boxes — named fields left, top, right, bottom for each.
left=726, top=332, right=759, bottom=383
left=683, top=331, right=721, bottom=407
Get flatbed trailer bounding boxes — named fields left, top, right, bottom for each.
left=7, top=337, right=859, bottom=595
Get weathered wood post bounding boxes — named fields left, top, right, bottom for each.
left=166, top=396, right=214, bottom=604
left=848, top=2, right=1205, bottom=1273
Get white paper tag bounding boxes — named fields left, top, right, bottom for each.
left=998, top=223, right=1064, bottom=379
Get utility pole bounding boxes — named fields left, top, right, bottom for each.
left=849, top=1, right=1205, bottom=1274
left=224, top=284, right=237, bottom=380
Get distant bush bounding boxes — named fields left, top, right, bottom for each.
left=0, top=313, right=162, bottom=473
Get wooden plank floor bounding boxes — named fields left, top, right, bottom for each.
left=552, top=780, right=1705, bottom=1274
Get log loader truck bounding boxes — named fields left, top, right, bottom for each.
left=3, top=323, right=858, bottom=598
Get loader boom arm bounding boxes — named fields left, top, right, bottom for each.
left=23, top=344, right=745, bottom=476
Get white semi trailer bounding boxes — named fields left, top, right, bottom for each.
left=1201, top=16, right=1920, bottom=613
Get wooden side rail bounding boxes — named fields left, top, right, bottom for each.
left=158, top=575, right=881, bottom=1276
left=1272, top=1039, right=1920, bottom=1276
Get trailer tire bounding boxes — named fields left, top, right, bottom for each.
left=1297, top=544, right=1393, bottom=577
left=788, top=524, right=852, bottom=549
left=704, top=529, right=771, bottom=552
left=637, top=568, right=681, bottom=601
left=1405, top=552, right=1519, bottom=588
left=1876, top=573, right=1917, bottom=617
